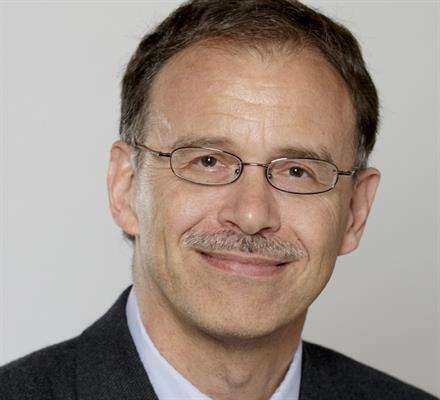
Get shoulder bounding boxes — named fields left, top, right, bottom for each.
left=0, top=288, right=134, bottom=400
left=0, top=338, right=78, bottom=400
left=302, top=341, right=438, bottom=399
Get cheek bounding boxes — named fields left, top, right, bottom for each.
left=314, top=195, right=347, bottom=238
left=285, top=193, right=349, bottom=261
left=136, top=170, right=220, bottom=245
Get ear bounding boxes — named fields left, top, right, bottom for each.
left=107, top=140, right=139, bottom=237
left=339, top=167, right=381, bottom=255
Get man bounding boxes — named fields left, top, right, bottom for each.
left=0, top=0, right=437, bottom=399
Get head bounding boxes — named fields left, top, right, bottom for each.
left=108, top=0, right=380, bottom=341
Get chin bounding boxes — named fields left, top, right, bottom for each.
left=199, top=322, right=281, bottom=344
left=180, top=303, right=302, bottom=345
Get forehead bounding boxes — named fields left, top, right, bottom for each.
left=147, top=42, right=356, bottom=164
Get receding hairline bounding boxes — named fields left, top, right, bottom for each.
left=143, top=37, right=356, bottom=132
left=138, top=38, right=357, bottom=169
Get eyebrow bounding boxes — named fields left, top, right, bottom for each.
left=170, top=134, right=335, bottom=164
left=273, top=145, right=335, bottom=164
left=171, top=135, right=235, bottom=149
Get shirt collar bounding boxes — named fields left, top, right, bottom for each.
left=126, top=286, right=302, bottom=400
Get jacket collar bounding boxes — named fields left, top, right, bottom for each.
left=299, top=342, right=340, bottom=400
left=75, top=287, right=158, bottom=400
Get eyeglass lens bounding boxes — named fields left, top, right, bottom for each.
left=170, top=147, right=338, bottom=194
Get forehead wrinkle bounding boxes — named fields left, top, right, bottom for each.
left=220, top=93, right=281, bottom=109
left=192, top=110, right=265, bottom=126
left=220, top=82, right=285, bottom=108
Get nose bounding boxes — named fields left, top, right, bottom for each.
left=218, top=165, right=281, bottom=235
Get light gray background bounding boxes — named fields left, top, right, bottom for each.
left=1, top=0, right=439, bottom=396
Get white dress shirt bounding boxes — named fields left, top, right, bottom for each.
left=126, top=287, right=302, bottom=400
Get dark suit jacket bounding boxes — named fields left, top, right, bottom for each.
left=0, top=287, right=437, bottom=399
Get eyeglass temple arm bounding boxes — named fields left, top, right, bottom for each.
left=338, top=169, right=358, bottom=176
left=132, top=142, right=171, bottom=158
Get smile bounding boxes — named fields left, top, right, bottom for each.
left=198, top=250, right=289, bottom=277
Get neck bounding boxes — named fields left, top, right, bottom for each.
left=133, top=277, right=305, bottom=400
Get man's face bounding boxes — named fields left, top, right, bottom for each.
left=122, top=43, right=364, bottom=339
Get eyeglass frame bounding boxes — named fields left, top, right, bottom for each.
left=132, top=141, right=358, bottom=195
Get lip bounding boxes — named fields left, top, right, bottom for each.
left=198, top=250, right=288, bottom=277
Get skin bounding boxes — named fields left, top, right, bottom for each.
left=107, top=42, right=380, bottom=400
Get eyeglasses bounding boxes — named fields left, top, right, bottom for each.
left=133, top=142, right=357, bottom=195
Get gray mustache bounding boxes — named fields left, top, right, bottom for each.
left=183, top=230, right=305, bottom=262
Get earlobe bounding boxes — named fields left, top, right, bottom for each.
left=338, top=168, right=381, bottom=255
left=107, top=140, right=139, bottom=237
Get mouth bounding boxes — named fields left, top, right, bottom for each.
left=197, top=250, right=290, bottom=277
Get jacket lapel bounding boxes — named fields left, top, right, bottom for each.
left=299, top=342, right=340, bottom=400
left=75, top=287, right=159, bottom=400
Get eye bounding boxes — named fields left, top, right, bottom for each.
left=289, top=166, right=308, bottom=178
left=200, top=155, right=218, bottom=167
